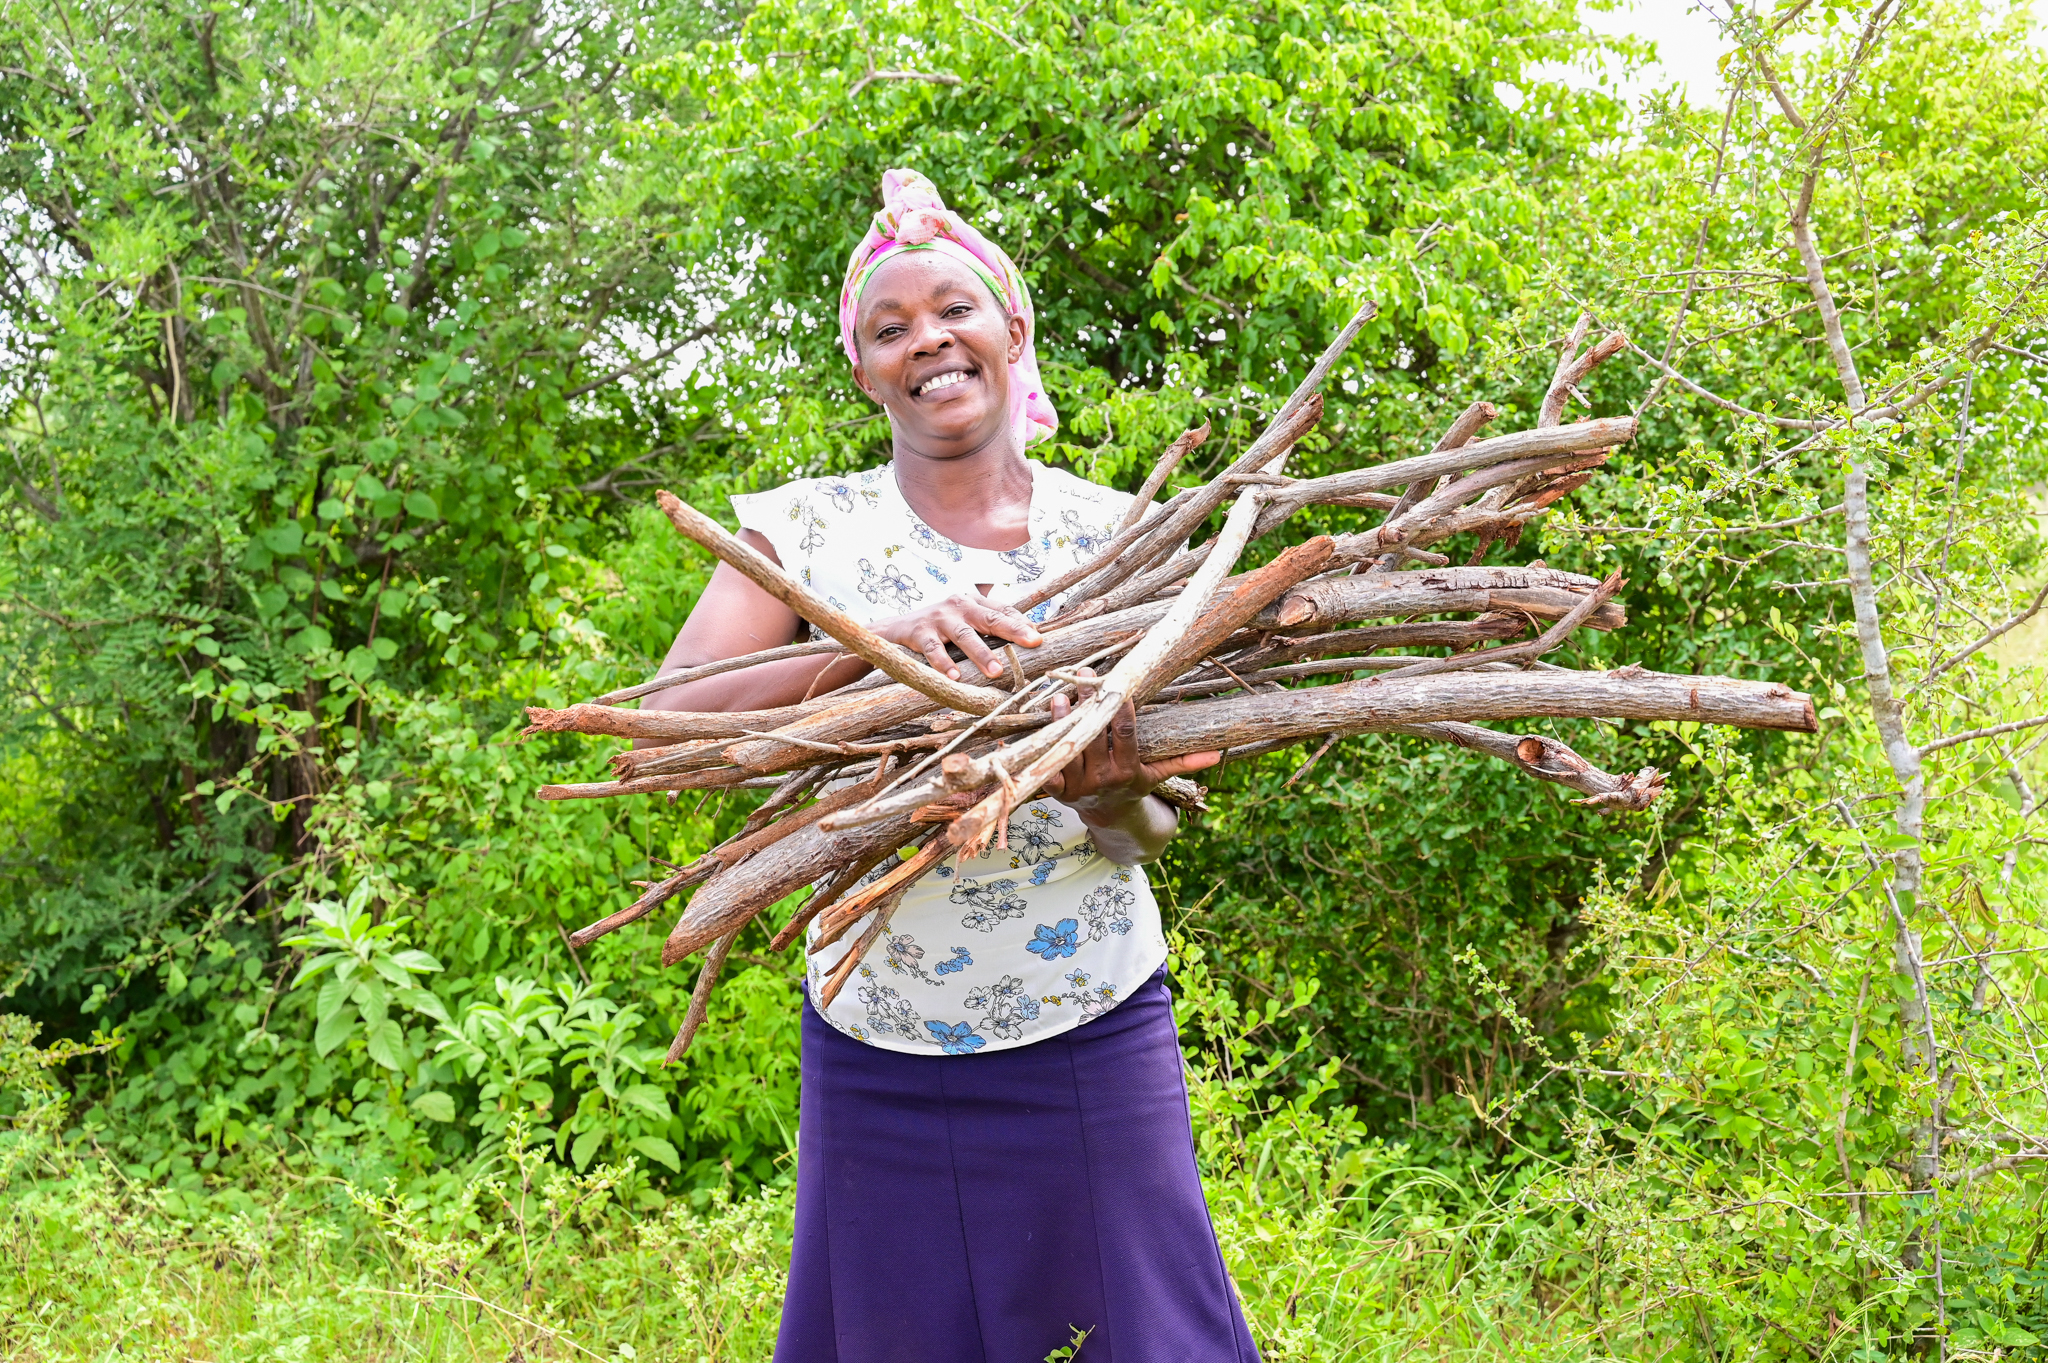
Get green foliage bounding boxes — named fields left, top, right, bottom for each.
left=4, top=0, right=2048, bottom=1354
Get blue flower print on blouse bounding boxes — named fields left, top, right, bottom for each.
left=1027, top=919, right=1082, bottom=961
left=1028, top=859, right=1055, bottom=887
left=909, top=521, right=965, bottom=562
left=924, top=562, right=949, bottom=584
left=964, top=975, right=1041, bottom=1040
left=997, top=543, right=1043, bottom=583
left=953, top=878, right=1027, bottom=933
left=926, top=1020, right=986, bottom=1055
left=934, top=947, right=972, bottom=976
left=857, top=558, right=922, bottom=610
left=1003, top=806, right=1065, bottom=867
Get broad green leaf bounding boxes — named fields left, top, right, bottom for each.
left=629, top=1135, right=681, bottom=1172
left=410, top=1091, right=457, bottom=1123
left=314, top=1004, right=357, bottom=1057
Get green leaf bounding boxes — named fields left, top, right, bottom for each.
left=314, top=1004, right=357, bottom=1057
left=629, top=1135, right=681, bottom=1172
left=262, top=522, right=304, bottom=555
left=364, top=1017, right=406, bottom=1070
left=389, top=948, right=444, bottom=974
left=410, top=1091, right=457, bottom=1122
left=358, top=979, right=390, bottom=1028
left=315, top=973, right=351, bottom=1025
left=393, top=986, right=451, bottom=1025
left=620, top=1084, right=671, bottom=1122
left=571, top=1126, right=603, bottom=1171
left=404, top=490, right=440, bottom=520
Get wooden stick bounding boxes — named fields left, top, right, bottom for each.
left=1254, top=417, right=1636, bottom=528
left=1141, top=537, right=1336, bottom=699
left=567, top=857, right=720, bottom=948
left=1387, top=721, right=1666, bottom=812
left=592, top=639, right=845, bottom=706
left=769, top=845, right=900, bottom=951
left=539, top=770, right=749, bottom=801
left=1371, top=570, right=1625, bottom=680
left=656, top=491, right=1006, bottom=715
left=816, top=887, right=908, bottom=1010
left=1059, top=396, right=1324, bottom=614
left=1126, top=668, right=1819, bottom=758
left=665, top=930, right=737, bottom=1063
left=1265, top=576, right=1626, bottom=633
left=808, top=837, right=952, bottom=953
left=661, top=803, right=928, bottom=964
left=1115, top=423, right=1211, bottom=533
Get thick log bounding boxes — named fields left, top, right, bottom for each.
left=662, top=808, right=926, bottom=965
left=1265, top=576, right=1627, bottom=632
left=1130, top=668, right=1817, bottom=759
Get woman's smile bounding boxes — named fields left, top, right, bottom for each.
left=913, top=365, right=976, bottom=399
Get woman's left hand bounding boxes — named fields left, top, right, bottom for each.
left=1041, top=673, right=1219, bottom=861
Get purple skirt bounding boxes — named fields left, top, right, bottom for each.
left=774, top=966, right=1260, bottom=1363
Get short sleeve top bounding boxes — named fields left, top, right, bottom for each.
left=729, top=459, right=1169, bottom=1055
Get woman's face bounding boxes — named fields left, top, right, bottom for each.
left=851, top=250, right=1026, bottom=459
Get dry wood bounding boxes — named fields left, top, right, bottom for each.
left=656, top=491, right=1008, bottom=715
left=1145, top=537, right=1336, bottom=690
left=567, top=857, right=720, bottom=949
left=1125, top=668, right=1817, bottom=760
left=1266, top=574, right=1626, bottom=632
left=1383, top=721, right=1666, bottom=811
left=665, top=930, right=737, bottom=1063
left=1115, top=423, right=1211, bottom=533
left=526, top=310, right=1819, bottom=1047
left=939, top=436, right=1297, bottom=858
left=1374, top=570, right=1624, bottom=680
left=1055, top=394, right=1325, bottom=616
left=1253, top=416, right=1636, bottom=530
left=539, top=770, right=745, bottom=801
left=808, top=837, right=953, bottom=953
left=769, top=844, right=901, bottom=952
left=661, top=805, right=927, bottom=965
left=593, top=639, right=846, bottom=706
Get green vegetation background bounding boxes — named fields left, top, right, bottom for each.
left=3, top=0, right=2047, bottom=1356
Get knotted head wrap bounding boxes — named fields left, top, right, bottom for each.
left=839, top=168, right=1058, bottom=448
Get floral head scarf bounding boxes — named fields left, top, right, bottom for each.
left=839, top=168, right=1058, bottom=448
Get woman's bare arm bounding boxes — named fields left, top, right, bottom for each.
left=637, top=529, right=1045, bottom=729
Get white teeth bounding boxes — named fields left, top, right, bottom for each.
left=919, top=371, right=968, bottom=396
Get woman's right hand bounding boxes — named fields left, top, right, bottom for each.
left=871, top=592, right=1043, bottom=681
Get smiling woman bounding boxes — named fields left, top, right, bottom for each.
left=635, top=170, right=1247, bottom=1362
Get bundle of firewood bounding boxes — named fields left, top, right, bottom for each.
left=525, top=305, right=1817, bottom=1060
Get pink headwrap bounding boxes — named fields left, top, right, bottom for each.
left=839, top=169, right=1058, bottom=448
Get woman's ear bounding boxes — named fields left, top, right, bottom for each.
left=850, top=359, right=883, bottom=405
left=1007, top=314, right=1027, bottom=365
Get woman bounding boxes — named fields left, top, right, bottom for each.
left=644, top=169, right=1256, bottom=1362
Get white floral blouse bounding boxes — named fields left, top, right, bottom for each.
left=730, top=459, right=1170, bottom=1055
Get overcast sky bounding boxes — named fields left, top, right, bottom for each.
left=1550, top=0, right=2046, bottom=110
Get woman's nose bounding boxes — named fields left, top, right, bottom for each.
left=908, top=315, right=955, bottom=356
